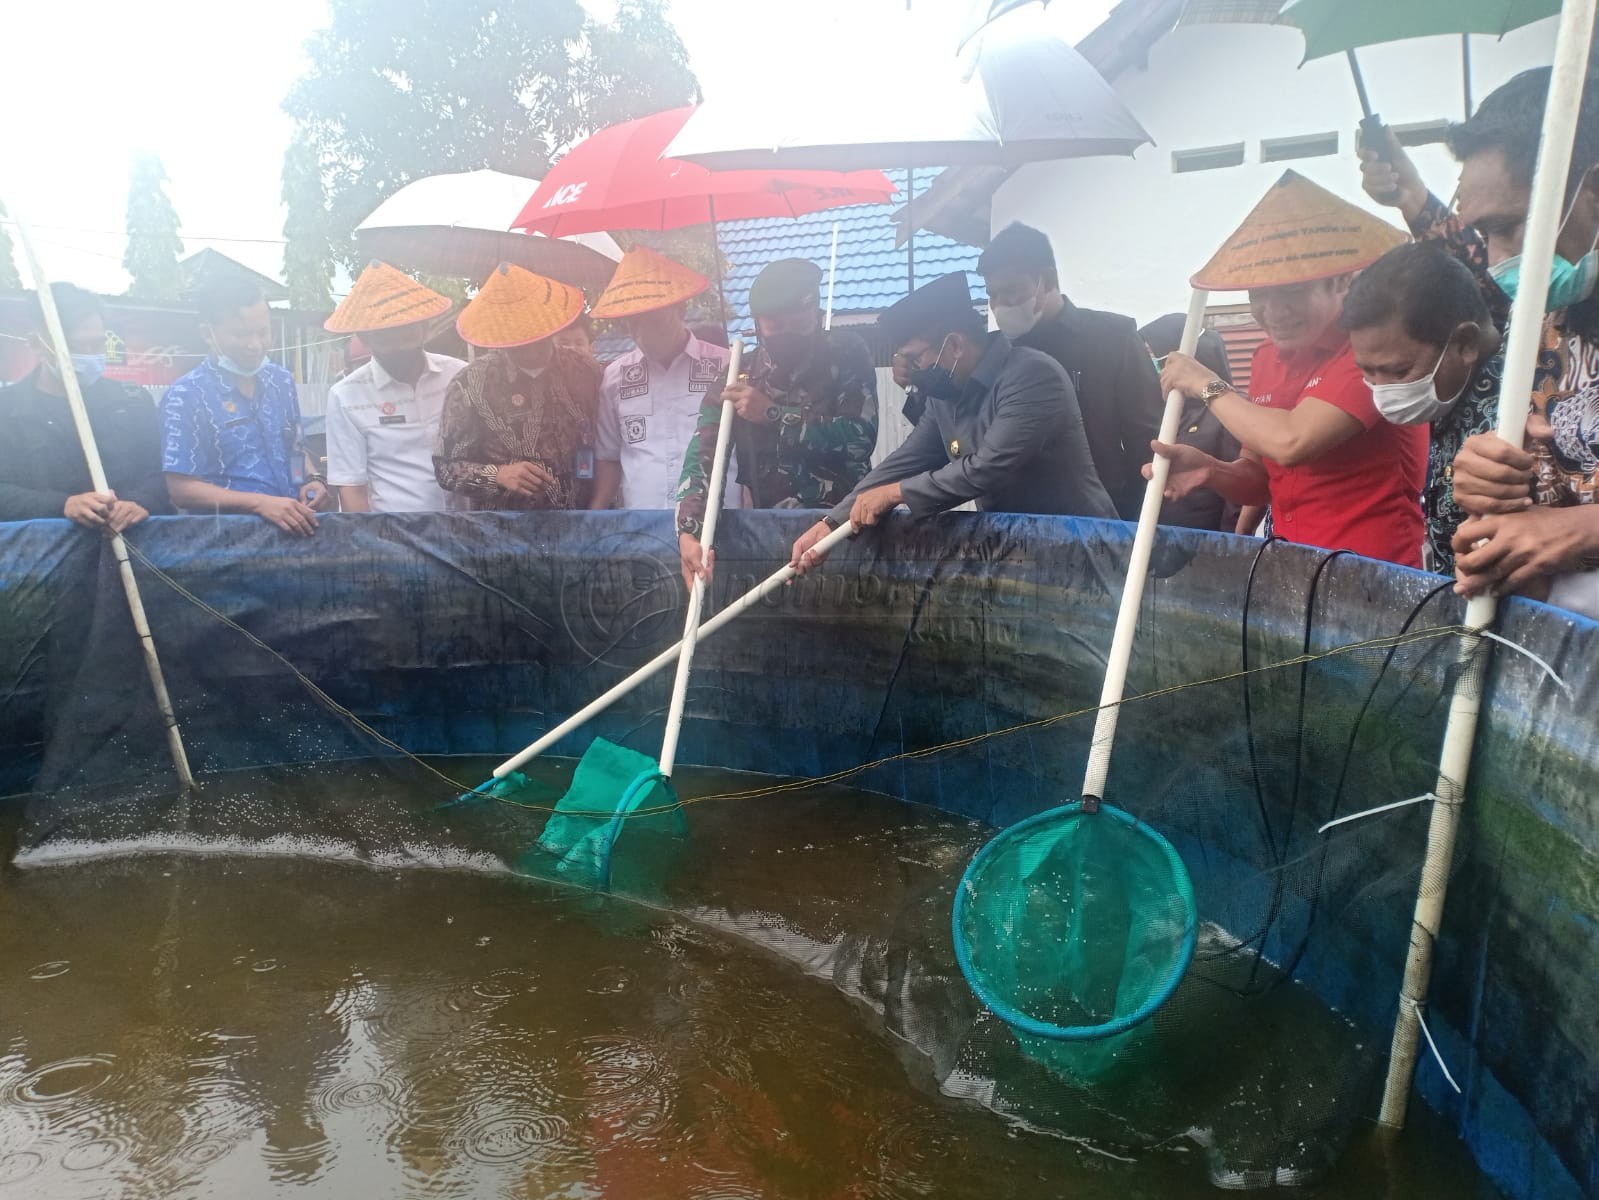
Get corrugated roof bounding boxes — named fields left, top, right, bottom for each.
left=715, top=171, right=986, bottom=339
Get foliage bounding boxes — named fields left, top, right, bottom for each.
left=123, top=153, right=185, bottom=302
left=0, top=197, right=19, bottom=291
left=283, top=0, right=698, bottom=277
left=282, top=142, right=336, bottom=312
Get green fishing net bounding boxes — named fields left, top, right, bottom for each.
left=952, top=800, right=1197, bottom=1083
left=516, top=737, right=685, bottom=890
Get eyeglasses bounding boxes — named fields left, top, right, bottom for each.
left=892, top=349, right=928, bottom=367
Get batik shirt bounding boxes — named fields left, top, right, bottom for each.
left=161, top=359, right=307, bottom=499
left=675, top=330, right=877, bottom=537
left=1411, top=194, right=1599, bottom=532
left=433, top=347, right=600, bottom=511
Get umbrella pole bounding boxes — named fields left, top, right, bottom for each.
left=1345, top=49, right=1375, bottom=119
left=709, top=197, right=728, bottom=331
left=13, top=215, right=197, bottom=796
left=1462, top=34, right=1474, bottom=120
left=1081, top=288, right=1207, bottom=805
left=1377, top=0, right=1599, bottom=1130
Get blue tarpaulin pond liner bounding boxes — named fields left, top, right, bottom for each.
left=0, top=510, right=1595, bottom=1197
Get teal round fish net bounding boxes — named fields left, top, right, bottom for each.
left=952, top=801, right=1197, bottom=1076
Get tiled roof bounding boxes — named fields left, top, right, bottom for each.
left=715, top=171, right=986, bottom=340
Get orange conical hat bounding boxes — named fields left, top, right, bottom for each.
left=1191, top=170, right=1407, bottom=291
left=589, top=246, right=709, bottom=319
left=324, top=261, right=452, bottom=333
left=456, top=263, right=585, bottom=349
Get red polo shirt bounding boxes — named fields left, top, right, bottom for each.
left=1249, top=334, right=1428, bottom=568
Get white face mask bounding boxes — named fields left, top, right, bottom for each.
left=1368, top=342, right=1464, bottom=426
left=991, top=283, right=1044, bottom=340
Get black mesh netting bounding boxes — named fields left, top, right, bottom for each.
left=0, top=510, right=1593, bottom=1193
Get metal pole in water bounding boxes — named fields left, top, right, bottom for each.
left=1378, top=0, right=1599, bottom=1128
left=13, top=215, right=197, bottom=794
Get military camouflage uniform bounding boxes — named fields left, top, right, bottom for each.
left=675, top=330, right=878, bottom=536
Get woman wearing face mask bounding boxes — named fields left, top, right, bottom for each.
left=1341, top=245, right=1503, bottom=574
left=1359, top=68, right=1599, bottom=615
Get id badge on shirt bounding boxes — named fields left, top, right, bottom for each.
left=575, top=445, right=596, bottom=480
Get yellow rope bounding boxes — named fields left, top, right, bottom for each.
left=122, top=537, right=1469, bottom=822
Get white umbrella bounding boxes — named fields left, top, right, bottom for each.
left=355, top=169, right=623, bottom=291
left=664, top=4, right=1151, bottom=171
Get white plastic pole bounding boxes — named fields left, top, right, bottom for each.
left=494, top=519, right=859, bottom=779
left=657, top=338, right=744, bottom=779
left=13, top=216, right=196, bottom=793
left=1080, top=287, right=1208, bottom=801
left=1379, top=0, right=1599, bottom=1128
left=825, top=222, right=840, bottom=332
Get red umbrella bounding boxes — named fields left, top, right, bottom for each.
left=511, top=106, right=897, bottom=236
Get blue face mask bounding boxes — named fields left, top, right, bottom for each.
left=1488, top=249, right=1599, bottom=312
left=69, top=353, right=107, bottom=384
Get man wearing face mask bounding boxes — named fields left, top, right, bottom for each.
left=322, top=262, right=465, bottom=514
left=1362, top=68, right=1599, bottom=615
left=790, top=272, right=1115, bottom=572
left=676, top=257, right=877, bottom=588
left=586, top=248, right=737, bottom=513
left=1340, top=245, right=1503, bottom=574
left=435, top=263, right=600, bottom=511
left=978, top=223, right=1162, bottom=522
left=162, top=277, right=330, bottom=535
left=0, top=284, right=170, bottom=529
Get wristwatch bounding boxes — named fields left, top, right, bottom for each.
left=1199, top=379, right=1236, bottom=407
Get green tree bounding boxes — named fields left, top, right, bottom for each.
left=0, top=197, right=20, bottom=291
left=282, top=143, right=336, bottom=311
left=283, top=0, right=697, bottom=273
left=123, top=153, right=185, bottom=301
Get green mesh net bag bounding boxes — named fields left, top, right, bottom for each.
left=952, top=800, right=1197, bottom=1083
left=515, top=738, right=685, bottom=891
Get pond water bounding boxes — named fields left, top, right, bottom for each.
left=0, top=763, right=1499, bottom=1198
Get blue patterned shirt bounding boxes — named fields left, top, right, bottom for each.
left=161, top=359, right=306, bottom=499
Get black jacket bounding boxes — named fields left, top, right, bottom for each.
left=830, top=334, right=1117, bottom=523
left=1016, top=298, right=1164, bottom=521
left=0, top=371, right=172, bottom=521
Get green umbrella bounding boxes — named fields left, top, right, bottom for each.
left=1278, top=0, right=1561, bottom=60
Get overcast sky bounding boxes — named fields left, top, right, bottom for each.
left=0, top=0, right=1117, bottom=297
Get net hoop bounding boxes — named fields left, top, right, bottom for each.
left=952, top=801, right=1198, bottom=1041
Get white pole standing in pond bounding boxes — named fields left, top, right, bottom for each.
left=1080, top=287, right=1208, bottom=803
left=13, top=216, right=196, bottom=794
left=1378, top=0, right=1598, bottom=1127
left=657, top=338, right=745, bottom=779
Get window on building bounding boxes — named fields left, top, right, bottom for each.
left=1261, top=132, right=1340, bottom=162
left=1172, top=143, right=1246, bottom=173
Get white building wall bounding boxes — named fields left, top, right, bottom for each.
left=991, top=22, right=1559, bottom=326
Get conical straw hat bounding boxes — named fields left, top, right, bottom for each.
left=589, top=246, right=709, bottom=319
left=1191, top=170, right=1407, bottom=291
left=456, top=263, right=585, bottom=349
left=324, top=261, right=452, bottom=333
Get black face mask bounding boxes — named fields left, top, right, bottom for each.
left=762, top=330, right=821, bottom=369
left=906, top=335, right=963, bottom=401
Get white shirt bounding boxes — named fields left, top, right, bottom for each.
left=325, top=352, right=467, bottom=513
left=597, top=334, right=741, bottom=510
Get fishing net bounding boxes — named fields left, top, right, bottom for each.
left=0, top=510, right=1590, bottom=1194
left=952, top=800, right=1197, bottom=1084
